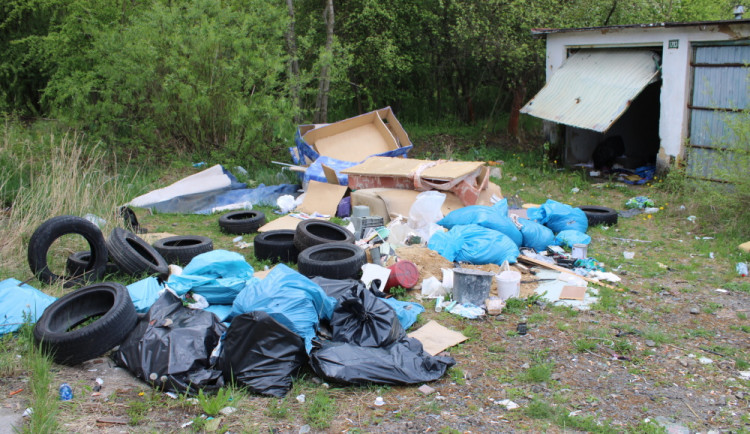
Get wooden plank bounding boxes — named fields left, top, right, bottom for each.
left=517, top=254, right=621, bottom=291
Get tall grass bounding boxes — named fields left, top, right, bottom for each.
left=0, top=121, right=141, bottom=284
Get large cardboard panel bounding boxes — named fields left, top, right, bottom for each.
left=408, top=320, right=468, bottom=356
left=258, top=215, right=329, bottom=232
left=377, top=107, right=411, bottom=147
left=421, top=161, right=485, bottom=181
left=375, top=189, right=464, bottom=219
left=296, top=180, right=348, bottom=216
left=303, top=112, right=398, bottom=163
left=342, top=157, right=484, bottom=181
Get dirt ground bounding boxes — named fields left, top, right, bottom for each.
left=3, top=240, right=748, bottom=433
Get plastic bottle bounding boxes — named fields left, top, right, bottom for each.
left=738, top=263, right=748, bottom=277
left=59, top=383, right=73, bottom=401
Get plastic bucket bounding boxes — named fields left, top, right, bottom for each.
left=495, top=270, right=521, bottom=300
left=452, top=268, right=494, bottom=306
left=385, top=260, right=419, bottom=291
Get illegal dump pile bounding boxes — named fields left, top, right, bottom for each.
left=6, top=108, right=747, bottom=431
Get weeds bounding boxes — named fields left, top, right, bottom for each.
left=304, top=389, right=335, bottom=429
left=197, top=387, right=234, bottom=416
left=19, top=322, right=59, bottom=433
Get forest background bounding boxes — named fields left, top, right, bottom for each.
left=0, top=0, right=738, bottom=168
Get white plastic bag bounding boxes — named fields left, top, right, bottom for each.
left=408, top=191, right=446, bottom=243
left=421, top=276, right=447, bottom=298
left=277, top=194, right=298, bottom=214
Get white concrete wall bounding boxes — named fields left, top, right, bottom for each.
left=543, top=23, right=750, bottom=168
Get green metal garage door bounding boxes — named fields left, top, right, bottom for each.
left=687, top=42, right=750, bottom=181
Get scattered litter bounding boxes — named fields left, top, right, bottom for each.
left=709, top=252, right=714, bottom=259
left=516, top=322, right=527, bottom=335
left=164, top=392, right=178, bottom=399
left=687, top=215, right=696, bottom=222
left=296, top=394, right=306, bottom=403
left=446, top=302, right=485, bottom=319
left=408, top=320, right=468, bottom=356
left=570, top=187, right=580, bottom=193
left=625, top=196, right=654, bottom=209
left=698, top=357, right=713, bottom=365
left=83, top=213, right=107, bottom=228
left=495, top=399, right=519, bottom=410
left=737, top=263, right=748, bottom=277
left=715, top=288, right=729, bottom=293
left=219, top=406, right=237, bottom=416
left=374, top=396, right=385, bottom=406
left=643, top=207, right=659, bottom=214
left=181, top=420, right=194, bottom=428
left=22, top=408, right=33, bottom=418
left=59, top=383, right=73, bottom=401
left=435, top=296, right=445, bottom=312
left=485, top=298, right=506, bottom=315
left=421, top=276, right=448, bottom=299
left=623, top=251, right=635, bottom=259
left=739, top=371, right=750, bottom=380
left=418, top=385, right=436, bottom=395
left=299, top=425, right=311, bottom=434
left=193, top=161, right=206, bottom=167
left=8, top=388, right=23, bottom=397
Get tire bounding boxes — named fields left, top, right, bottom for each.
left=107, top=227, right=169, bottom=279
left=297, top=243, right=366, bottom=280
left=67, top=251, right=119, bottom=276
left=152, top=235, right=213, bottom=265
left=293, top=220, right=355, bottom=252
left=254, top=230, right=299, bottom=264
left=578, top=205, right=618, bottom=226
left=218, top=210, right=266, bottom=234
left=33, top=282, right=138, bottom=366
left=27, top=215, right=108, bottom=288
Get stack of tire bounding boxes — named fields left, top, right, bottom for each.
left=291, top=220, right=365, bottom=280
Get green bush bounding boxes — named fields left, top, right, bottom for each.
left=43, top=0, right=293, bottom=162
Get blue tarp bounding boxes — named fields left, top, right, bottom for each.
left=168, top=250, right=254, bottom=304
left=231, top=264, right=337, bottom=353
left=194, top=183, right=300, bottom=214
left=1, top=278, right=56, bottom=334
left=554, top=230, right=592, bottom=248
left=127, top=277, right=164, bottom=313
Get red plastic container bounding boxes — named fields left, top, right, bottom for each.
left=385, top=260, right=419, bottom=291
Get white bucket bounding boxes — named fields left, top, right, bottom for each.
left=495, top=270, right=521, bottom=300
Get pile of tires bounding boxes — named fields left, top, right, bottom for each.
left=578, top=205, right=618, bottom=226
left=290, top=220, right=363, bottom=280
left=33, top=282, right=138, bottom=365
left=218, top=210, right=266, bottom=234
left=152, top=235, right=213, bottom=265
left=253, top=230, right=299, bottom=264
left=28, top=215, right=109, bottom=288
left=107, top=227, right=169, bottom=280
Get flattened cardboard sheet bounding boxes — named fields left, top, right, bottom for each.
left=296, top=180, right=348, bottom=216
left=342, top=157, right=485, bottom=181
left=421, top=161, right=485, bottom=181
left=559, top=285, right=587, bottom=300
left=375, top=189, right=464, bottom=219
left=258, top=215, right=329, bottom=232
left=408, top=320, right=468, bottom=356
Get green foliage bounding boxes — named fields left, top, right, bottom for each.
left=42, top=0, right=292, bottom=162
left=197, top=387, right=234, bottom=416
left=304, top=389, right=336, bottom=429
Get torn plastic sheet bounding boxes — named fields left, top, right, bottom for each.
left=0, top=278, right=56, bottom=335
left=231, top=264, right=336, bottom=353
left=309, top=337, right=455, bottom=385
left=382, top=298, right=424, bottom=331
left=219, top=311, right=307, bottom=397
left=126, top=276, right=163, bottom=313
left=112, top=292, right=226, bottom=395
left=331, top=286, right=405, bottom=348
left=167, top=250, right=254, bottom=304
left=534, top=270, right=598, bottom=310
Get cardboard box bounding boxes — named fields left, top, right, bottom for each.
left=291, top=107, right=413, bottom=166
left=341, top=157, right=490, bottom=205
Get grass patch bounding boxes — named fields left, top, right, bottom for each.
left=20, top=323, right=60, bottom=433
left=448, top=367, right=466, bottom=385
left=197, top=387, right=235, bottom=416
left=573, top=339, right=598, bottom=353
left=304, top=389, right=336, bottom=429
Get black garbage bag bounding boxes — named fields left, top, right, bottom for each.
left=310, top=276, right=360, bottom=301
left=309, top=337, right=455, bottom=385
left=112, top=292, right=226, bottom=395
left=330, top=285, right=404, bottom=348
left=219, top=311, right=307, bottom=398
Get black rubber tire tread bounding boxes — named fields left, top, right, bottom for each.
left=33, top=282, right=138, bottom=365
left=293, top=219, right=355, bottom=252
left=253, top=230, right=299, bottom=264
left=107, top=227, right=169, bottom=279
left=578, top=205, right=618, bottom=226
left=27, top=215, right=108, bottom=288
left=218, top=210, right=266, bottom=234
left=297, top=242, right=366, bottom=280
left=152, top=235, right=214, bottom=265
left=67, top=251, right=119, bottom=276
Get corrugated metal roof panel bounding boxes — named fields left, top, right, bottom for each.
left=520, top=49, right=660, bottom=132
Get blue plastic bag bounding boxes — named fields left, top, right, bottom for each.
left=437, top=200, right=522, bottom=246
left=168, top=250, right=254, bottom=304
left=428, top=224, right=520, bottom=265
left=382, top=298, right=425, bottom=331
left=554, top=230, right=592, bottom=248
left=127, top=277, right=164, bottom=313
left=527, top=199, right=588, bottom=234
left=0, top=279, right=56, bottom=335
left=231, top=264, right=337, bottom=353
left=519, top=218, right=556, bottom=252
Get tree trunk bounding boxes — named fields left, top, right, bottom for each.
left=507, top=80, right=526, bottom=138
left=314, top=0, right=334, bottom=124
left=285, top=0, right=302, bottom=124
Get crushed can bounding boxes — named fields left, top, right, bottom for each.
left=59, top=383, right=73, bottom=401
